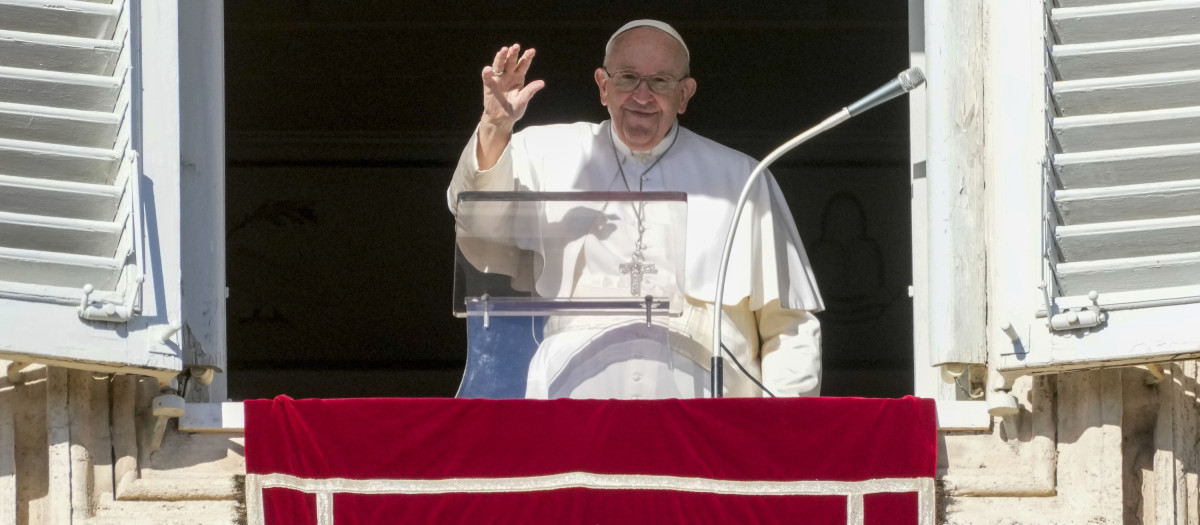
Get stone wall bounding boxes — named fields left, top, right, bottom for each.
left=3, top=361, right=1197, bottom=523
left=0, top=363, right=242, bottom=524
left=942, top=364, right=1200, bottom=524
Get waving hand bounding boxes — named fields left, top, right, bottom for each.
left=481, top=44, right=545, bottom=130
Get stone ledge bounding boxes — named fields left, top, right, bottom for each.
left=179, top=402, right=244, bottom=434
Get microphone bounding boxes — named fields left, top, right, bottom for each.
left=846, top=68, right=926, bottom=117
left=709, top=67, right=926, bottom=397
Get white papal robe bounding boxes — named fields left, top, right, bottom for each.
left=449, top=121, right=824, bottom=398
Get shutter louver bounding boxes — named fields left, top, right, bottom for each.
left=1047, top=0, right=1200, bottom=301
left=0, top=0, right=140, bottom=316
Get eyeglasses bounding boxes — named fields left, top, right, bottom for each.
left=604, top=69, right=686, bottom=94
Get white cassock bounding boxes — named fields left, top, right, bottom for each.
left=449, top=121, right=824, bottom=398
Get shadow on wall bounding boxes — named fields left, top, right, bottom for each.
left=809, top=192, right=912, bottom=398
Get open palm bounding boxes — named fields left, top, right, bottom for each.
left=481, top=44, right=545, bottom=128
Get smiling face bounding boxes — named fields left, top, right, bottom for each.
left=595, top=27, right=697, bottom=151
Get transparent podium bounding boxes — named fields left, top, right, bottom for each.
left=453, top=191, right=701, bottom=399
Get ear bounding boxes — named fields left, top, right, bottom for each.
left=677, top=77, right=697, bottom=114
left=594, top=68, right=609, bottom=106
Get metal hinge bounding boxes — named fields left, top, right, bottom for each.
left=78, top=275, right=144, bottom=322
left=1041, top=284, right=1107, bottom=331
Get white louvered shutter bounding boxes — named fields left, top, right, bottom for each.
left=1031, top=0, right=1200, bottom=366
left=0, top=0, right=136, bottom=310
left=0, top=0, right=220, bottom=381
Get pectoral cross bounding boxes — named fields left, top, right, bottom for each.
left=619, top=257, right=657, bottom=296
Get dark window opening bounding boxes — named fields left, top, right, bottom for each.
left=225, top=2, right=913, bottom=400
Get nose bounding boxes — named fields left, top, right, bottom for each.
left=631, top=79, right=654, bottom=103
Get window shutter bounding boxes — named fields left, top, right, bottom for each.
left=0, top=0, right=205, bottom=381
left=995, top=0, right=1200, bottom=375
left=1046, top=0, right=1200, bottom=312
left=0, top=0, right=131, bottom=303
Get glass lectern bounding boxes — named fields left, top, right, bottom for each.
left=453, top=191, right=691, bottom=398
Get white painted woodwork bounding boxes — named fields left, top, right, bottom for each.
left=1043, top=0, right=1200, bottom=304
left=0, top=173, right=120, bottom=221
left=177, top=0, right=228, bottom=400
left=1055, top=142, right=1200, bottom=188
left=0, top=0, right=206, bottom=379
left=0, top=0, right=129, bottom=302
left=0, top=29, right=121, bottom=75
left=0, top=102, right=120, bottom=148
left=131, top=0, right=186, bottom=370
left=0, top=301, right=180, bottom=380
left=0, top=143, right=130, bottom=290
left=0, top=65, right=121, bottom=112
left=910, top=1, right=987, bottom=428
left=981, top=0, right=1200, bottom=376
left=1053, top=69, right=1200, bottom=115
left=0, top=210, right=121, bottom=256
left=1051, top=0, right=1200, bottom=44
left=1055, top=179, right=1200, bottom=224
left=973, top=0, right=1058, bottom=408
left=972, top=0, right=1052, bottom=428
left=0, top=246, right=122, bottom=288
left=923, top=0, right=988, bottom=367
left=1056, top=251, right=1200, bottom=293
left=1052, top=34, right=1200, bottom=79
left=1053, top=106, right=1200, bottom=152
left=1044, top=283, right=1200, bottom=311
left=1001, top=302, right=1200, bottom=372
left=1057, top=0, right=1162, bottom=7
left=932, top=400, right=991, bottom=431
left=0, top=0, right=120, bottom=40
left=0, top=280, right=123, bottom=307
left=921, top=2, right=1200, bottom=521
left=0, top=138, right=119, bottom=184
left=1056, top=215, right=1200, bottom=261
left=179, top=403, right=244, bottom=433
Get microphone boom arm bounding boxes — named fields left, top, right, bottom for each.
left=708, top=67, right=924, bottom=398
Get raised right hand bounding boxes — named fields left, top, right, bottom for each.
left=481, top=43, right=545, bottom=131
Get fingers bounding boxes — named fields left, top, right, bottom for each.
left=488, top=44, right=536, bottom=77
left=490, top=45, right=511, bottom=76
left=514, top=48, right=536, bottom=77
left=480, top=44, right=543, bottom=124
left=481, top=65, right=500, bottom=90
left=502, top=44, right=520, bottom=75
left=518, top=79, right=546, bottom=105
left=491, top=44, right=521, bottom=76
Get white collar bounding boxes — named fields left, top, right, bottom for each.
left=608, top=121, right=679, bottom=163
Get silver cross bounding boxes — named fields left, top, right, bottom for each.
left=619, top=258, right=657, bottom=296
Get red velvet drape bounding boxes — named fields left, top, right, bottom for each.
left=245, top=396, right=936, bottom=524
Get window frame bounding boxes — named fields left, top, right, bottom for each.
left=0, top=0, right=226, bottom=392
left=914, top=0, right=1200, bottom=430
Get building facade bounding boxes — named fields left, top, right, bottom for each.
left=1, top=0, right=1198, bottom=523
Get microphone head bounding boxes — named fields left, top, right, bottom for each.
left=898, top=67, right=926, bottom=92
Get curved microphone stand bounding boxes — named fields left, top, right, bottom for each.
left=709, top=67, right=925, bottom=397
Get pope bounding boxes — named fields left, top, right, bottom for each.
left=449, top=20, right=825, bottom=399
